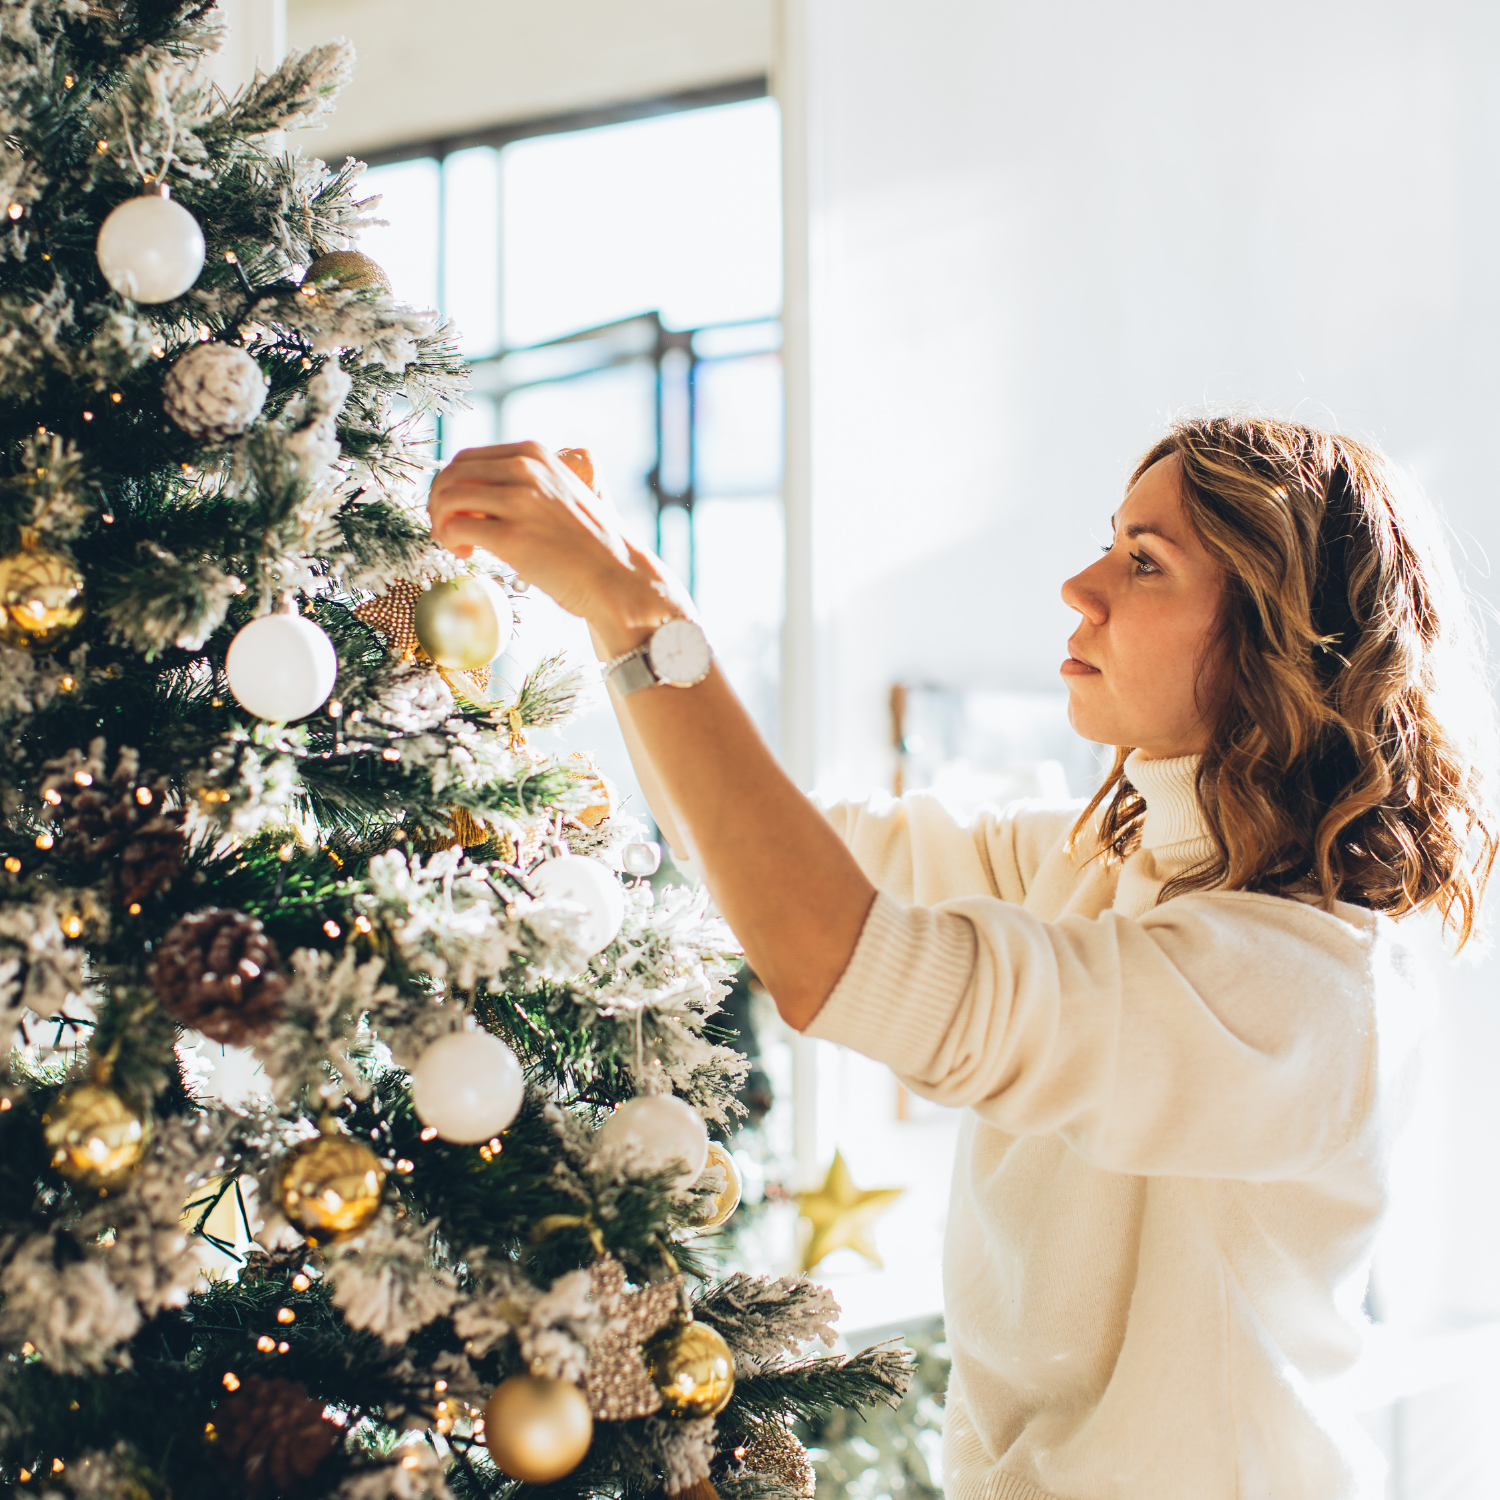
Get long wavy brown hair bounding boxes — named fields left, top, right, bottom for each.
left=1070, top=414, right=1499, bottom=945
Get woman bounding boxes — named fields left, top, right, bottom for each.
left=428, top=415, right=1497, bottom=1500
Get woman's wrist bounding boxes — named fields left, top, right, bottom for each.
left=589, top=590, right=689, bottom=660
left=588, top=548, right=693, bottom=659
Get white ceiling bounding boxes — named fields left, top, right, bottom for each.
left=287, top=0, right=774, bottom=158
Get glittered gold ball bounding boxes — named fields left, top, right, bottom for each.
left=276, top=1134, right=385, bottom=1244
left=0, top=543, right=85, bottom=651
left=483, top=1375, right=592, bottom=1484
left=303, top=250, right=391, bottom=295
left=43, top=1082, right=148, bottom=1190
left=413, top=576, right=512, bottom=671
left=688, top=1142, right=742, bottom=1233
left=644, top=1321, right=735, bottom=1419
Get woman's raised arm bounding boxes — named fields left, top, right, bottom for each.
left=427, top=441, right=876, bottom=1030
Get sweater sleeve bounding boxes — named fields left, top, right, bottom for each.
left=818, top=791, right=1082, bottom=906
left=806, top=888, right=1393, bottom=1181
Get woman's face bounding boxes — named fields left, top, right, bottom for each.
left=1060, top=454, right=1227, bottom=759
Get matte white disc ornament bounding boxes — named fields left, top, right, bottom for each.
left=411, top=1029, right=524, bottom=1143
left=95, top=189, right=206, bottom=303
left=225, top=613, right=338, bottom=722
left=530, top=855, right=624, bottom=956
left=597, top=1095, right=710, bottom=1185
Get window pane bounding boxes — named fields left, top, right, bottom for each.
left=443, top=147, right=502, bottom=358
left=360, top=158, right=440, bottom=311
left=696, top=353, right=783, bottom=497
left=501, top=97, right=782, bottom=346
left=693, top=495, right=783, bottom=741
left=498, top=364, right=659, bottom=549
left=440, top=394, right=497, bottom=458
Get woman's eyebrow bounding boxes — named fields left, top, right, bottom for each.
left=1121, top=520, right=1181, bottom=548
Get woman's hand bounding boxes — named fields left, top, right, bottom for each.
left=427, top=441, right=685, bottom=654
left=430, top=441, right=876, bottom=1032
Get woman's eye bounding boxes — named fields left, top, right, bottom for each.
left=1129, top=550, right=1158, bottom=575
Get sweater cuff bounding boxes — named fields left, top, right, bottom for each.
left=804, top=890, right=976, bottom=1073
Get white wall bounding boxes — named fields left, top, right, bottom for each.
left=780, top=0, right=1500, bottom=801
left=287, top=0, right=773, bottom=158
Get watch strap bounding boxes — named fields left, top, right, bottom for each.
left=605, top=647, right=657, bottom=697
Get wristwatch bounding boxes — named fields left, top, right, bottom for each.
left=603, top=618, right=713, bottom=696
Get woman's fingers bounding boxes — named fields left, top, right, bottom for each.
left=555, top=447, right=597, bottom=492
left=425, top=439, right=644, bottom=622
left=432, top=514, right=515, bottom=559
left=428, top=479, right=533, bottom=532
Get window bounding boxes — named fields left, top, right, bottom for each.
left=359, top=91, right=784, bottom=747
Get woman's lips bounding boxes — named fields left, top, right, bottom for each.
left=1060, top=655, right=1101, bottom=677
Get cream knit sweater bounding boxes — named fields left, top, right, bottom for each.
left=809, top=752, right=1430, bottom=1500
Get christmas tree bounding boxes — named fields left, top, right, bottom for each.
left=0, top=7, right=910, bottom=1500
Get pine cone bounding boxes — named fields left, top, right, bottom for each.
left=149, top=909, right=286, bottom=1044
left=162, top=341, right=269, bottom=443
left=42, top=745, right=186, bottom=906
left=212, top=1376, right=338, bottom=1500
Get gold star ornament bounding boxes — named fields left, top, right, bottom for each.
left=796, top=1151, right=903, bottom=1272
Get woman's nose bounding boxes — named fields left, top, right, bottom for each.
left=1061, top=561, right=1107, bottom=625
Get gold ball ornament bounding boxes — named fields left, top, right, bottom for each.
left=483, top=1374, right=593, bottom=1484
left=276, top=1133, right=386, bottom=1244
left=413, top=577, right=513, bottom=672
left=0, top=540, right=85, bottom=652
left=43, top=1081, right=149, bottom=1190
left=303, top=250, right=392, bottom=295
left=644, top=1321, right=736, bottom=1419
left=566, top=751, right=615, bottom=830
left=687, top=1142, right=742, bottom=1233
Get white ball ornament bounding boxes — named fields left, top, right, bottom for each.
left=95, top=190, right=206, bottom=303
left=597, top=1095, right=710, bottom=1186
left=225, top=613, right=338, bottom=722
left=621, top=841, right=662, bottom=877
left=529, top=856, right=625, bottom=957
left=411, top=1030, right=524, bottom=1143
left=162, top=342, right=269, bottom=442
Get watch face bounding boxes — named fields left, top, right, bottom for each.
left=649, top=618, right=712, bottom=687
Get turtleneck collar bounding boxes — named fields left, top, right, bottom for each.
left=1122, top=751, right=1210, bottom=854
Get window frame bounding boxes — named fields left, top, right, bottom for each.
left=357, top=80, right=781, bottom=595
